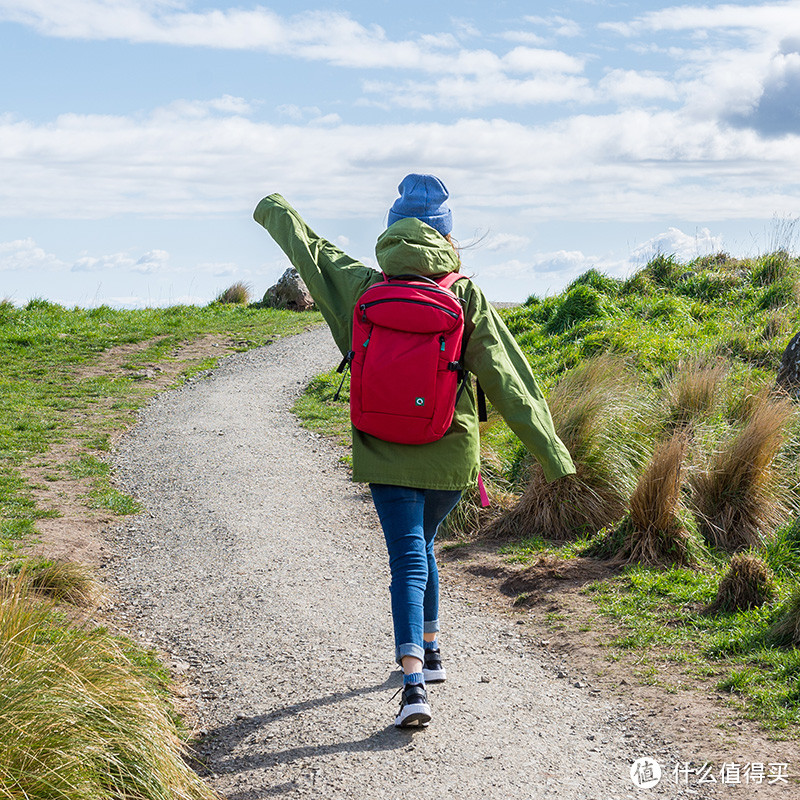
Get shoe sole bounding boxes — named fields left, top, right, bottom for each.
left=395, top=702, right=432, bottom=728
left=422, top=667, right=446, bottom=683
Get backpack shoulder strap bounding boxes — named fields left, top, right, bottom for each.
left=435, top=271, right=468, bottom=290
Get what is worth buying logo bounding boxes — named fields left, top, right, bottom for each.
left=630, top=757, right=791, bottom=789
left=631, top=757, right=661, bottom=789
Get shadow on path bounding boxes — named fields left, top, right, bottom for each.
left=194, top=674, right=414, bottom=797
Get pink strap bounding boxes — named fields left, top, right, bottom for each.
left=477, top=472, right=490, bottom=508
left=436, top=271, right=466, bottom=289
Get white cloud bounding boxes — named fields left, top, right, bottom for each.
left=153, top=95, right=253, bottom=121
left=630, top=227, right=724, bottom=264
left=0, top=237, right=65, bottom=271
left=597, top=2, right=800, bottom=128
left=501, top=31, right=547, bottom=46
left=476, top=227, right=725, bottom=286
left=71, top=248, right=169, bottom=273
left=1, top=103, right=799, bottom=225
left=363, top=73, right=593, bottom=110
left=133, top=249, right=170, bottom=273
left=0, top=1, right=576, bottom=80
left=523, top=15, right=583, bottom=38
left=501, top=46, right=584, bottom=74
left=481, top=233, right=531, bottom=253
left=604, top=2, right=800, bottom=38
left=198, top=261, right=240, bottom=277
left=479, top=249, right=594, bottom=279
left=308, top=113, right=342, bottom=127
left=277, top=104, right=318, bottom=121
left=598, top=69, right=679, bottom=102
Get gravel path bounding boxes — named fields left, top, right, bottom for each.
left=106, top=326, right=720, bottom=800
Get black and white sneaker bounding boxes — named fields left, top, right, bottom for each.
left=394, top=682, right=431, bottom=728
left=422, top=647, right=446, bottom=683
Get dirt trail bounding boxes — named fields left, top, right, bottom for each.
left=105, top=326, right=790, bottom=799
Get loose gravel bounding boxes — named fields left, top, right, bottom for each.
left=105, top=326, right=732, bottom=800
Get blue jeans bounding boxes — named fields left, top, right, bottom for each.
left=369, top=484, right=462, bottom=664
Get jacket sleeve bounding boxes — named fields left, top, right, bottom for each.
left=462, top=285, right=576, bottom=482
left=253, top=193, right=378, bottom=355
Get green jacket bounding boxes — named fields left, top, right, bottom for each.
left=254, top=193, right=575, bottom=490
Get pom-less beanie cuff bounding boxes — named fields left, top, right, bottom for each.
left=387, top=173, right=453, bottom=236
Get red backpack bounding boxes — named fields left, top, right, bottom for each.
left=335, top=272, right=468, bottom=445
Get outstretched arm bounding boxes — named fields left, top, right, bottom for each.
left=254, top=193, right=378, bottom=354
left=462, top=286, right=575, bottom=482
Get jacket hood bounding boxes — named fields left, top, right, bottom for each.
left=375, top=218, right=460, bottom=277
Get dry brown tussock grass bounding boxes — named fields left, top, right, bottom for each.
left=614, top=432, right=697, bottom=566
left=705, top=554, right=775, bottom=614
left=690, top=391, right=797, bottom=552
left=665, top=359, right=728, bottom=430
left=486, top=355, right=639, bottom=540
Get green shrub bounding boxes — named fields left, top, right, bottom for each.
left=678, top=271, right=742, bottom=301
left=620, top=271, right=656, bottom=296
left=690, top=391, right=797, bottom=551
left=764, top=518, right=800, bottom=578
left=566, top=268, right=621, bottom=296
left=643, top=253, right=683, bottom=287
left=689, top=252, right=732, bottom=270
left=767, top=586, right=800, bottom=647
left=545, top=285, right=605, bottom=334
left=0, top=300, right=16, bottom=325
left=603, top=433, right=703, bottom=567
left=758, top=275, right=798, bottom=309
left=705, top=553, right=776, bottom=613
left=488, top=355, right=646, bottom=540
left=752, top=250, right=793, bottom=286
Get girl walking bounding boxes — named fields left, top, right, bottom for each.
left=254, top=175, right=575, bottom=727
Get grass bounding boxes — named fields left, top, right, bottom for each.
left=499, top=519, right=800, bottom=730
left=609, top=432, right=702, bottom=567
left=706, top=554, right=776, bottom=614
left=0, top=299, right=321, bottom=796
left=214, top=282, right=251, bottom=305
left=290, top=368, right=352, bottom=447
left=0, top=573, right=220, bottom=800
left=486, top=355, right=647, bottom=540
left=689, top=389, right=798, bottom=552
left=5, top=558, right=99, bottom=606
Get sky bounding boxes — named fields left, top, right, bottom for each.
left=1, top=0, right=800, bottom=306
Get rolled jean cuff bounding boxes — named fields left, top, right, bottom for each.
left=424, top=619, right=440, bottom=634
left=396, top=642, right=425, bottom=665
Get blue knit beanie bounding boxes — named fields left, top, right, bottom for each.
left=387, top=174, right=453, bottom=236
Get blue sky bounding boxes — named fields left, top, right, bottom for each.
left=2, top=0, right=800, bottom=306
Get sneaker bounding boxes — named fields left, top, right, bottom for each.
left=422, top=647, right=446, bottom=683
left=394, top=682, right=431, bottom=728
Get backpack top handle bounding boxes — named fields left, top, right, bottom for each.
left=384, top=273, right=442, bottom=286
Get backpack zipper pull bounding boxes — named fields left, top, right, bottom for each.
left=439, top=335, right=446, bottom=352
